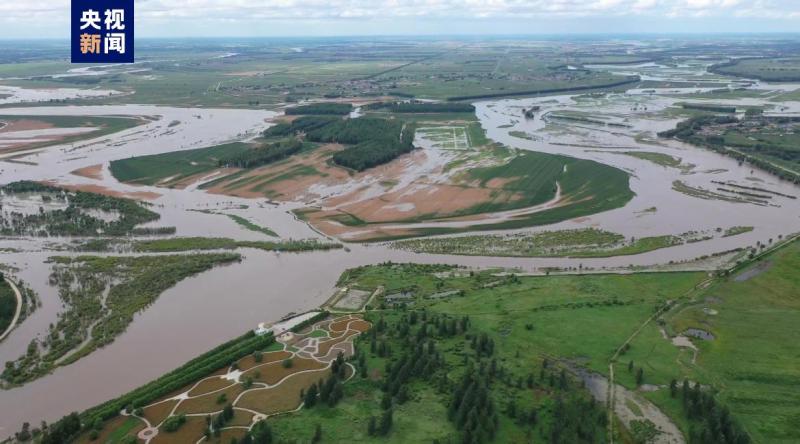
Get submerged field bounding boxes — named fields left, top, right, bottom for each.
left=0, top=114, right=147, bottom=155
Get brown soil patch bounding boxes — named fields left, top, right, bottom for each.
left=329, top=315, right=360, bottom=332
left=142, top=399, right=179, bottom=426
left=70, top=164, right=103, bottom=180
left=348, top=319, right=371, bottom=333
left=228, top=409, right=255, bottom=427
left=243, top=357, right=327, bottom=385
left=334, top=183, right=516, bottom=223
left=174, top=384, right=245, bottom=415
left=236, top=350, right=291, bottom=371
left=0, top=119, right=53, bottom=133
left=316, top=331, right=359, bottom=358
left=75, top=415, right=145, bottom=444
left=151, top=415, right=208, bottom=444
left=43, top=181, right=162, bottom=201
left=237, top=368, right=331, bottom=414
left=187, top=376, right=236, bottom=397
left=205, top=144, right=348, bottom=201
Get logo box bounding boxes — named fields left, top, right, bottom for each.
left=71, top=0, right=134, bottom=63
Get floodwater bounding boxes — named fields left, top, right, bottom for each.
left=1, top=61, right=800, bottom=437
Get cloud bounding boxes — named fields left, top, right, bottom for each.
left=0, top=0, right=798, bottom=37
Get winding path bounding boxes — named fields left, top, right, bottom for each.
left=0, top=278, right=23, bottom=343
left=123, top=314, right=368, bottom=444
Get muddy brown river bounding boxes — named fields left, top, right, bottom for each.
left=1, top=61, right=800, bottom=437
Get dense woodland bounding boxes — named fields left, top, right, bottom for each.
left=262, top=116, right=417, bottom=171
left=217, top=139, right=304, bottom=169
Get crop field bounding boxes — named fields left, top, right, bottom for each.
left=297, top=146, right=634, bottom=242
left=0, top=40, right=637, bottom=107
left=109, top=141, right=252, bottom=186
left=416, top=126, right=471, bottom=150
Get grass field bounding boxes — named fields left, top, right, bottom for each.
left=658, top=241, right=800, bottom=443
left=263, top=264, right=704, bottom=442
left=109, top=141, right=251, bottom=186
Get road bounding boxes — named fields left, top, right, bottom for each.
left=0, top=278, right=22, bottom=343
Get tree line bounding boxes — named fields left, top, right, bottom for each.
left=364, top=101, right=475, bottom=113
left=217, top=138, right=304, bottom=169
left=25, top=331, right=275, bottom=443
left=285, top=103, right=353, bottom=115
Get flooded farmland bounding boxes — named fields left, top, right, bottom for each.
left=1, top=60, right=800, bottom=437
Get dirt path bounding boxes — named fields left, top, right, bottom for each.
left=123, top=314, right=368, bottom=444
left=0, top=278, right=23, bottom=343
left=606, top=277, right=713, bottom=443
left=575, top=367, right=684, bottom=444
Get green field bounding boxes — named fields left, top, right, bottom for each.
left=386, top=149, right=635, bottom=239
left=263, top=264, right=705, bottom=443
left=710, top=57, right=800, bottom=82
left=654, top=241, right=800, bottom=443
left=0, top=40, right=636, bottom=107
left=109, top=141, right=251, bottom=186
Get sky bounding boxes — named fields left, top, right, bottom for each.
left=1, top=0, right=800, bottom=38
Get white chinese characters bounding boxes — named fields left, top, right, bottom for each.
left=79, top=8, right=127, bottom=55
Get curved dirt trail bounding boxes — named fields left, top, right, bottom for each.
left=0, top=279, right=23, bottom=343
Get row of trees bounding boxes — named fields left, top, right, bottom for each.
left=285, top=103, right=353, bottom=115
left=30, top=331, right=276, bottom=442
left=217, top=138, right=304, bottom=169
left=364, top=101, right=475, bottom=113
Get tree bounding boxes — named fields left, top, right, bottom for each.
left=250, top=420, right=272, bottom=444
left=312, top=424, right=322, bottom=443
left=636, top=367, right=644, bottom=386
left=670, top=379, right=678, bottom=398
left=367, top=416, right=376, bottom=436
left=304, top=383, right=318, bottom=408
left=379, top=408, right=393, bottom=436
